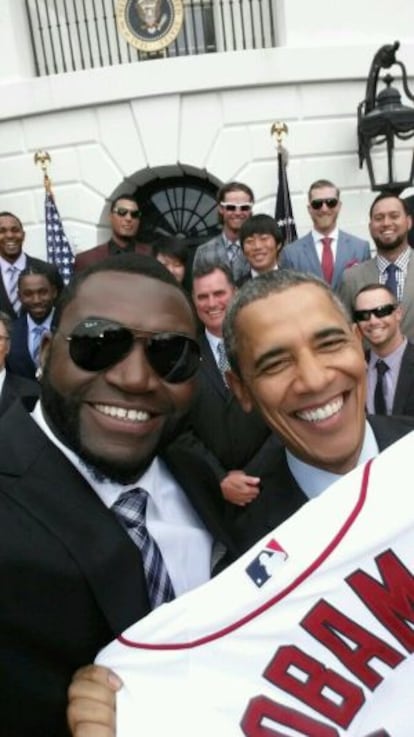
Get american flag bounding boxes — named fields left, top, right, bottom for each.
left=45, top=191, right=75, bottom=284
left=275, top=148, right=297, bottom=244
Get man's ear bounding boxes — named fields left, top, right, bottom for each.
left=226, top=369, right=254, bottom=412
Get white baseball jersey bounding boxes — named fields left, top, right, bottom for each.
left=98, top=432, right=414, bottom=737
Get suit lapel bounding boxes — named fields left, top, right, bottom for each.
left=392, top=343, right=414, bottom=414
left=304, top=234, right=323, bottom=277
left=0, top=403, right=149, bottom=634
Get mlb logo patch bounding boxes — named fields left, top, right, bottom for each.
left=245, top=538, right=288, bottom=587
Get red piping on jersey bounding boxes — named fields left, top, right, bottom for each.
left=118, top=458, right=373, bottom=651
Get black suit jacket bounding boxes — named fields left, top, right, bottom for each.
left=233, top=415, right=414, bottom=553
left=6, top=313, right=37, bottom=379
left=0, top=372, right=39, bottom=416
left=0, top=255, right=63, bottom=319
left=174, top=334, right=274, bottom=481
left=0, top=401, right=239, bottom=737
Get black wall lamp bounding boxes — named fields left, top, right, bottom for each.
left=358, top=41, right=414, bottom=193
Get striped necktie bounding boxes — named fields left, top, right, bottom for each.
left=32, top=325, right=47, bottom=367
left=7, top=265, right=20, bottom=314
left=112, top=488, right=175, bottom=609
left=217, top=341, right=230, bottom=387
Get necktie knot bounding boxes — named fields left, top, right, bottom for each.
left=375, top=359, right=389, bottom=377
left=227, top=241, right=239, bottom=264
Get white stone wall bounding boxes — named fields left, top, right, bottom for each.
left=0, top=0, right=413, bottom=258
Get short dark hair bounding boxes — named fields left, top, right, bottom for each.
left=308, top=179, right=340, bottom=200
left=110, top=193, right=140, bottom=212
left=153, top=235, right=188, bottom=265
left=18, top=263, right=57, bottom=290
left=0, top=211, right=24, bottom=229
left=353, top=282, right=398, bottom=306
left=369, top=191, right=410, bottom=218
left=223, top=270, right=351, bottom=376
left=0, top=310, right=12, bottom=338
left=217, top=181, right=254, bottom=205
left=52, top=253, right=195, bottom=330
left=239, top=214, right=283, bottom=249
left=192, top=261, right=235, bottom=288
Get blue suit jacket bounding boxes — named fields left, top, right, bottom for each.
left=279, top=230, right=371, bottom=291
left=6, top=314, right=36, bottom=380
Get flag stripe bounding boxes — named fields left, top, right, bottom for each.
left=46, top=192, right=75, bottom=285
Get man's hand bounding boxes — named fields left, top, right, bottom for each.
left=220, top=470, right=260, bottom=506
left=67, top=664, right=121, bottom=737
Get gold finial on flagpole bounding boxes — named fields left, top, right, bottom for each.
left=270, top=121, right=288, bottom=150
left=34, top=150, right=52, bottom=194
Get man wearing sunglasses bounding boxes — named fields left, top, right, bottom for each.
left=74, top=193, right=151, bottom=272
left=0, top=254, right=239, bottom=737
left=192, top=181, right=254, bottom=283
left=279, top=179, right=370, bottom=291
left=340, top=192, right=414, bottom=341
left=353, top=283, right=414, bottom=416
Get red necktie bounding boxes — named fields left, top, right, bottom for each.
left=321, top=237, right=334, bottom=284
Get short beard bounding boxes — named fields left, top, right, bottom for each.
left=40, top=362, right=155, bottom=484
left=373, top=233, right=406, bottom=253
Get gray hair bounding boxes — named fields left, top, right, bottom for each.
left=222, top=270, right=352, bottom=376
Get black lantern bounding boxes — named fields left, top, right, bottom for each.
left=358, top=41, right=414, bottom=193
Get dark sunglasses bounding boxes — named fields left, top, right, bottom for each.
left=60, top=318, right=201, bottom=383
left=310, top=198, right=339, bottom=210
left=220, top=202, right=253, bottom=213
left=353, top=303, right=397, bottom=322
left=112, top=207, right=141, bottom=219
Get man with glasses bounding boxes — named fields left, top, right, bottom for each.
left=353, top=283, right=414, bottom=416
left=0, top=254, right=239, bottom=737
left=192, top=181, right=254, bottom=282
left=74, top=193, right=151, bottom=272
left=340, top=192, right=414, bottom=340
left=279, top=179, right=370, bottom=290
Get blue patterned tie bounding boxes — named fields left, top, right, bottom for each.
left=32, top=326, right=46, bottom=367
left=385, top=263, right=398, bottom=298
left=112, top=488, right=175, bottom=609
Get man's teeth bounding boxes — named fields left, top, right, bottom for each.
left=95, top=404, right=150, bottom=422
left=296, top=396, right=343, bottom=422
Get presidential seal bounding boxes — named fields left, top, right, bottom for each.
left=116, top=0, right=184, bottom=53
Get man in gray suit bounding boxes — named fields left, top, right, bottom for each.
left=192, top=181, right=254, bottom=283
left=340, top=192, right=414, bottom=340
left=279, top=178, right=371, bottom=290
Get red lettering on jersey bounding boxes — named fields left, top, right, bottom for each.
left=347, top=549, right=414, bottom=653
left=240, top=695, right=339, bottom=736
left=301, top=600, right=404, bottom=689
left=263, top=645, right=364, bottom=728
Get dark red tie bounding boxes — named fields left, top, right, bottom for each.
left=321, top=237, right=334, bottom=284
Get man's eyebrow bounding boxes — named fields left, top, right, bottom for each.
left=252, top=327, right=348, bottom=373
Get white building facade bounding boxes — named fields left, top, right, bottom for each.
left=0, top=0, right=413, bottom=257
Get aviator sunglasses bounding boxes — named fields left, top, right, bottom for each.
left=353, top=303, right=397, bottom=322
left=220, top=202, right=253, bottom=213
left=112, top=207, right=141, bottom=219
left=60, top=318, right=201, bottom=383
left=310, top=198, right=339, bottom=210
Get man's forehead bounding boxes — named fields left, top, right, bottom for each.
left=355, top=288, right=391, bottom=305
left=0, top=215, right=22, bottom=228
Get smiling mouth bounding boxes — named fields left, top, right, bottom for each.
left=94, top=403, right=152, bottom=423
left=295, top=395, right=344, bottom=423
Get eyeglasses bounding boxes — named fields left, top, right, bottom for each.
left=220, top=202, right=253, bottom=213
left=353, top=304, right=397, bottom=322
left=112, top=207, right=141, bottom=219
left=60, top=318, right=201, bottom=383
left=309, top=198, right=339, bottom=210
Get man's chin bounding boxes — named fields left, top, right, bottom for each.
left=76, top=446, right=156, bottom=484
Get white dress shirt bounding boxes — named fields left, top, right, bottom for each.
left=31, top=401, right=214, bottom=597
left=312, top=227, right=339, bottom=264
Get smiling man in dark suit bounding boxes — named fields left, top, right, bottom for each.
left=0, top=254, right=239, bottom=737
left=353, top=283, right=414, bottom=416
left=223, top=270, right=414, bottom=552
left=0, top=310, right=39, bottom=415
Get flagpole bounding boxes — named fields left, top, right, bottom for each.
left=34, top=150, right=52, bottom=195
left=270, top=122, right=297, bottom=245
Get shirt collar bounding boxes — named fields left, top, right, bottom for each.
left=368, top=337, right=407, bottom=370
left=376, top=247, right=411, bottom=274
left=0, top=252, right=27, bottom=274
left=286, top=420, right=378, bottom=499
left=27, top=309, right=54, bottom=332
left=312, top=227, right=339, bottom=245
